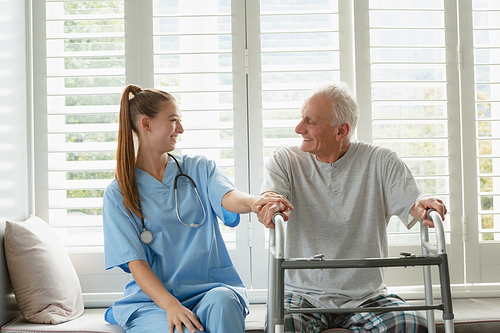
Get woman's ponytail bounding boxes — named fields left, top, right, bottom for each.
left=116, top=85, right=142, bottom=217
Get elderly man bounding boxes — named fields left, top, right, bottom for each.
left=258, top=82, right=447, bottom=333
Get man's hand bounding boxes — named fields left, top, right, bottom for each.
left=257, top=192, right=292, bottom=228
left=411, top=194, right=447, bottom=227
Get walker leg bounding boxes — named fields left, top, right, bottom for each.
left=444, top=319, right=455, bottom=333
left=274, top=258, right=285, bottom=333
left=423, top=264, right=435, bottom=333
left=275, top=324, right=284, bottom=333
left=438, top=254, right=454, bottom=333
left=267, top=249, right=276, bottom=333
left=421, top=224, right=436, bottom=333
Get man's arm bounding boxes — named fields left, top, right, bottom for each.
left=258, top=148, right=294, bottom=228
left=410, top=194, right=447, bottom=227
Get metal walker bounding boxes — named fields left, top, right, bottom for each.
left=267, top=209, right=454, bottom=333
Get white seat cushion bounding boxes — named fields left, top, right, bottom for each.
left=1, top=309, right=124, bottom=333
left=2, top=305, right=268, bottom=332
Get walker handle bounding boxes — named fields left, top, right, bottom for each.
left=271, top=213, right=286, bottom=259
left=420, top=209, right=446, bottom=255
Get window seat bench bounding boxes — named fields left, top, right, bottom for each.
left=2, top=299, right=500, bottom=333
left=1, top=305, right=266, bottom=333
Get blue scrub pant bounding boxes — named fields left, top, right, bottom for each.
left=124, top=287, right=247, bottom=333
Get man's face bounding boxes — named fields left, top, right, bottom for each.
left=295, top=93, right=344, bottom=163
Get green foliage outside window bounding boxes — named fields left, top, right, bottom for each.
left=67, top=189, right=104, bottom=199
left=66, top=133, right=117, bottom=143
left=64, top=1, right=123, bottom=15
left=482, top=215, right=494, bottom=240
left=66, top=95, right=121, bottom=106
left=67, top=171, right=114, bottom=180
left=65, top=77, right=125, bottom=89
left=68, top=209, right=102, bottom=216
left=66, top=114, right=118, bottom=124
left=66, top=152, right=115, bottom=161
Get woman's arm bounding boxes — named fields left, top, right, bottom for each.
left=221, top=190, right=293, bottom=221
left=128, top=260, right=203, bottom=333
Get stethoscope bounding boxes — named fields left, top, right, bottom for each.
left=140, top=153, right=207, bottom=244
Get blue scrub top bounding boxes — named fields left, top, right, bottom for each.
left=102, top=154, right=249, bottom=326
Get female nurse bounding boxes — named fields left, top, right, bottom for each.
left=102, top=85, right=292, bottom=333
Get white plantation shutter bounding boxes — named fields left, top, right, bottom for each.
left=248, top=0, right=353, bottom=289
left=368, top=0, right=452, bottom=244
left=365, top=0, right=466, bottom=287
left=35, top=0, right=253, bottom=298
left=460, top=0, right=500, bottom=284
left=472, top=1, right=500, bottom=243
left=152, top=1, right=234, bottom=187
left=259, top=0, right=342, bottom=156
left=30, top=0, right=500, bottom=301
left=151, top=0, right=246, bottom=275
left=43, top=0, right=125, bottom=250
left=31, top=1, right=129, bottom=301
left=40, top=0, right=241, bottom=252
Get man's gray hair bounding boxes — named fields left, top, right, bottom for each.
left=313, top=82, right=359, bottom=139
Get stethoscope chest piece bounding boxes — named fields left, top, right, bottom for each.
left=140, top=230, right=153, bottom=244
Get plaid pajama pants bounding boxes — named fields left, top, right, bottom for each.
left=282, top=292, right=428, bottom=333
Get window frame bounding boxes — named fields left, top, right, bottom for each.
left=30, top=0, right=500, bottom=305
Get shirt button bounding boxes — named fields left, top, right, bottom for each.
left=334, top=191, right=338, bottom=196
left=332, top=178, right=337, bottom=182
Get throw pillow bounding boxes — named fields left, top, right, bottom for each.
left=4, top=215, right=84, bottom=324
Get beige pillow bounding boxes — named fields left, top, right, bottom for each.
left=4, top=215, right=84, bottom=324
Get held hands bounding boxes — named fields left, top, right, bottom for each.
left=165, top=299, right=204, bottom=333
left=413, top=194, right=447, bottom=227
left=256, top=192, right=293, bottom=228
left=251, top=192, right=293, bottom=214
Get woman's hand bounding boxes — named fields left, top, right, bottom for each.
left=165, top=298, right=203, bottom=333
left=128, top=260, right=204, bottom=333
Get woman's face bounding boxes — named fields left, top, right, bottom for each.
left=147, top=101, right=184, bottom=153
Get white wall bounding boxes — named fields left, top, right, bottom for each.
left=0, top=0, right=30, bottom=325
left=0, top=0, right=31, bottom=220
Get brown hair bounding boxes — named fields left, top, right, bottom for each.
left=115, top=84, right=175, bottom=217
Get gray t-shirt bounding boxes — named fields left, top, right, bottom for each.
left=261, top=141, right=422, bottom=309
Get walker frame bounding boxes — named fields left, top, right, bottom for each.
left=267, top=209, right=455, bottom=333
